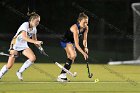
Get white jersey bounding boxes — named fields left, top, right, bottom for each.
left=12, top=22, right=37, bottom=51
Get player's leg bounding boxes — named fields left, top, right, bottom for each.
left=57, top=47, right=71, bottom=81
left=57, top=43, right=76, bottom=81
left=0, top=50, right=18, bottom=79
left=60, top=43, right=76, bottom=73
left=16, top=48, right=36, bottom=80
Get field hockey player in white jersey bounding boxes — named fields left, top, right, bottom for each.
left=0, top=12, right=44, bottom=80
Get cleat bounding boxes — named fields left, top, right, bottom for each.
left=0, top=72, right=3, bottom=79
left=57, top=76, right=70, bottom=82
left=16, top=72, right=23, bottom=81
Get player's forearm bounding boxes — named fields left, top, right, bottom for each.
left=75, top=44, right=85, bottom=55
left=83, top=40, right=87, bottom=48
left=32, top=35, right=38, bottom=45
left=23, top=37, right=36, bottom=44
left=74, top=36, right=85, bottom=55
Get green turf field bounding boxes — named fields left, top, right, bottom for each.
left=0, top=63, right=140, bottom=93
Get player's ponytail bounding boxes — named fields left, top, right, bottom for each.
left=27, top=12, right=40, bottom=22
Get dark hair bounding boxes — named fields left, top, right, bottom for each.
left=27, top=12, right=40, bottom=21
left=77, top=12, right=88, bottom=22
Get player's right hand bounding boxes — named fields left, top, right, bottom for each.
left=35, top=41, right=43, bottom=45
left=83, top=52, right=88, bottom=60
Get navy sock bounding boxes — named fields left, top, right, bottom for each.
left=61, top=58, right=72, bottom=74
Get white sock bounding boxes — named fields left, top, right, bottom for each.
left=18, top=59, right=33, bottom=73
left=59, top=73, right=67, bottom=78
left=0, top=65, right=8, bottom=78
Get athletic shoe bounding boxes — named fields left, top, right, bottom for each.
left=0, top=72, right=3, bottom=79
left=57, top=76, right=70, bottom=82
left=16, top=72, right=23, bottom=81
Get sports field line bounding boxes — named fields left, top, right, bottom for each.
left=0, top=81, right=139, bottom=84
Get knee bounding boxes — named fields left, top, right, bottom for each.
left=70, top=54, right=77, bottom=60
left=29, top=55, right=36, bottom=62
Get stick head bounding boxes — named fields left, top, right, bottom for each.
left=88, top=73, right=93, bottom=78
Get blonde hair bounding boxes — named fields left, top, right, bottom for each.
left=27, top=12, right=40, bottom=22
left=77, top=12, right=88, bottom=22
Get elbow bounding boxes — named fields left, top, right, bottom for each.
left=75, top=44, right=79, bottom=49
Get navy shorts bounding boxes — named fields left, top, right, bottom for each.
left=60, top=41, right=74, bottom=48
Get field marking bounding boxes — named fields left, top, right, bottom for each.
left=0, top=81, right=139, bottom=84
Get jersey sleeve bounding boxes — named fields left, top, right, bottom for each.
left=19, top=22, right=28, bottom=32
left=14, top=22, right=29, bottom=37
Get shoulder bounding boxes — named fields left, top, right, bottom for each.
left=20, top=22, right=29, bottom=28
left=86, top=26, right=89, bottom=29
left=17, top=22, right=29, bottom=32
left=84, top=26, right=88, bottom=32
left=85, top=25, right=88, bottom=30
left=71, top=24, right=78, bottom=29
left=21, top=22, right=28, bottom=26
left=70, top=24, right=78, bottom=33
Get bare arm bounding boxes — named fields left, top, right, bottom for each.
left=21, top=31, right=42, bottom=45
left=32, top=33, right=46, bottom=55
left=71, top=25, right=85, bottom=55
left=83, top=26, right=88, bottom=53
left=83, top=26, right=88, bottom=47
left=32, top=34, right=40, bottom=47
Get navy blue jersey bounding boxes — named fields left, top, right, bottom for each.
left=61, top=23, right=86, bottom=43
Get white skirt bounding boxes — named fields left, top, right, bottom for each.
left=13, top=45, right=29, bottom=51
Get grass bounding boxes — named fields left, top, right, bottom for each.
left=0, top=63, right=140, bottom=93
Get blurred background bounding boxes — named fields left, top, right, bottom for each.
left=0, top=0, right=139, bottom=64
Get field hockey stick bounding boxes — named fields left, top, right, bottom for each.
left=0, top=52, right=18, bottom=58
left=86, top=59, right=93, bottom=78
left=55, top=62, right=77, bottom=77
left=38, top=49, right=77, bottom=77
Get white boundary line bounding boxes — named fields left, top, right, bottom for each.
left=0, top=81, right=139, bottom=84
left=132, top=3, right=140, bottom=16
